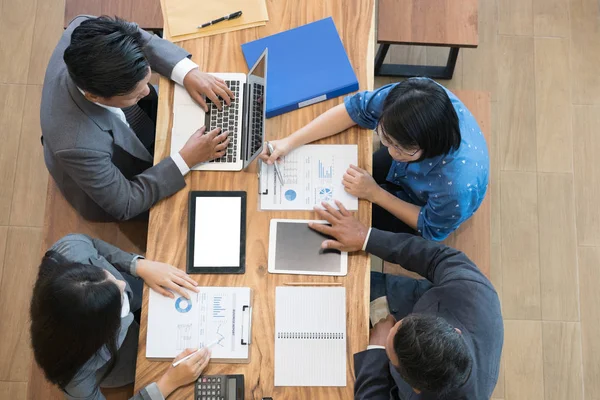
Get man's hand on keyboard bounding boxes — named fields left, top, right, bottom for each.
left=184, top=69, right=234, bottom=112
left=179, top=126, right=231, bottom=167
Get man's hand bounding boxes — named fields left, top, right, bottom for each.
left=136, top=259, right=199, bottom=299
left=179, top=127, right=230, bottom=167
left=342, top=165, right=381, bottom=202
left=369, top=315, right=397, bottom=347
left=183, top=69, right=234, bottom=111
left=309, top=200, right=369, bottom=252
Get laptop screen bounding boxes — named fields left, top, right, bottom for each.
left=244, top=50, right=267, bottom=167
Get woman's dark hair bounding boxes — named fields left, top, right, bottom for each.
left=64, top=16, right=150, bottom=98
left=30, top=251, right=122, bottom=390
left=378, top=79, right=461, bottom=160
left=393, top=314, right=472, bottom=394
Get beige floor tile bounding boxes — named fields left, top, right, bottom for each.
left=0, top=0, right=37, bottom=83
left=9, top=85, right=48, bottom=227
left=492, top=351, right=505, bottom=399
left=491, top=243, right=502, bottom=306
left=569, top=0, right=600, bottom=105
left=27, top=0, right=65, bottom=84
left=534, top=38, right=572, bottom=173
left=462, top=0, right=498, bottom=101
left=0, top=381, right=28, bottom=399
left=0, top=85, right=26, bottom=224
left=534, top=0, right=570, bottom=37
left=542, top=322, right=584, bottom=400
left=0, top=227, right=42, bottom=381
left=498, top=36, right=537, bottom=172
left=572, top=106, right=600, bottom=246
left=501, top=172, right=541, bottom=319
left=499, top=0, right=534, bottom=36
left=578, top=246, right=600, bottom=399
left=537, top=174, right=579, bottom=321
left=504, top=320, right=545, bottom=400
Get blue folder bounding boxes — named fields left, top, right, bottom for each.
left=241, top=17, right=359, bottom=118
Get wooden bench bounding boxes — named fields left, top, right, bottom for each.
left=383, top=90, right=492, bottom=279
left=64, top=0, right=163, bottom=31
left=27, top=180, right=146, bottom=399
left=375, top=0, right=478, bottom=79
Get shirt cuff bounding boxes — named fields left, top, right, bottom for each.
left=143, top=382, right=166, bottom=400
left=170, top=57, right=199, bottom=86
left=130, top=255, right=145, bottom=277
left=367, top=345, right=386, bottom=350
left=362, top=227, right=373, bottom=251
left=171, top=153, right=191, bottom=176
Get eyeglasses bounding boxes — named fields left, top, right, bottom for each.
left=374, top=128, right=420, bottom=157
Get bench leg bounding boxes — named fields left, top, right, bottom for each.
left=374, top=46, right=460, bottom=80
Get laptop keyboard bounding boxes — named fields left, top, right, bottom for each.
left=206, top=80, right=240, bottom=164
left=250, top=83, right=265, bottom=157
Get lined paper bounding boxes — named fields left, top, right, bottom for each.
left=274, top=287, right=347, bottom=386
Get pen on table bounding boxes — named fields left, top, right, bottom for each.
left=198, top=11, right=243, bottom=29
left=284, top=282, right=343, bottom=286
left=266, top=142, right=285, bottom=186
left=172, top=339, right=220, bottom=367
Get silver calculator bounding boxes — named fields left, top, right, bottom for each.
left=195, top=374, right=244, bottom=400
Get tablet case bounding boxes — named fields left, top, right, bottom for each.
left=187, top=191, right=247, bottom=274
left=241, top=17, right=359, bottom=118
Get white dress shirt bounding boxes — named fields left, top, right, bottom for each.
left=79, top=58, right=198, bottom=176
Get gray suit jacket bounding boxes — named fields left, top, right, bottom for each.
left=41, top=16, right=188, bottom=221
left=49, top=234, right=165, bottom=400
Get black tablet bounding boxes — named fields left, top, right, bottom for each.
left=187, top=191, right=246, bottom=274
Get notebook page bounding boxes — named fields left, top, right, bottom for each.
left=274, top=287, right=346, bottom=386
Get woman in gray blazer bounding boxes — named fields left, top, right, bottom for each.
left=30, top=234, right=209, bottom=400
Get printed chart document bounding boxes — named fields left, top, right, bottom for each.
left=259, top=145, right=358, bottom=210
left=274, top=286, right=347, bottom=386
left=147, top=287, right=252, bottom=363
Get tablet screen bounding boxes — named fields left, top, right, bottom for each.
left=274, top=222, right=342, bottom=273
left=193, top=196, right=241, bottom=267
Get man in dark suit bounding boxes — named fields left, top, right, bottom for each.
left=309, top=201, right=503, bottom=399
left=41, top=15, right=233, bottom=221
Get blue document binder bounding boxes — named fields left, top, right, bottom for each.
left=242, top=17, right=359, bottom=118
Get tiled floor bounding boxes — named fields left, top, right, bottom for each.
left=0, top=0, right=598, bottom=399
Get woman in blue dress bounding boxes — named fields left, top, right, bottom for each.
left=260, top=78, right=489, bottom=241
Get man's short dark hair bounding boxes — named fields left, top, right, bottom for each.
left=393, top=314, right=472, bottom=394
left=379, top=78, right=461, bottom=160
left=64, top=16, right=149, bottom=98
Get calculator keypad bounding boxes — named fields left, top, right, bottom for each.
left=196, top=376, right=225, bottom=400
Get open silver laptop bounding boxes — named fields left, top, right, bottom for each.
left=171, top=49, right=268, bottom=171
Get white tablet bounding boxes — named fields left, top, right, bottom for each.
left=268, top=219, right=348, bottom=276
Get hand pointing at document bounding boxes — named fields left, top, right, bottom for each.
left=309, top=200, right=369, bottom=252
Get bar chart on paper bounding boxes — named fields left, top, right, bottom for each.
left=259, top=145, right=358, bottom=210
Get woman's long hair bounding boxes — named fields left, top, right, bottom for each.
left=30, top=250, right=122, bottom=390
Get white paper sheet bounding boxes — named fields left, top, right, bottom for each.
left=260, top=145, right=358, bottom=210
left=147, top=287, right=251, bottom=361
left=193, top=197, right=241, bottom=267
left=274, top=287, right=347, bottom=386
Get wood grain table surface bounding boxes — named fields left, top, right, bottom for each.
left=134, top=1, right=376, bottom=399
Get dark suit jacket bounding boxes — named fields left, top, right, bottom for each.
left=354, top=230, right=503, bottom=400
left=41, top=16, right=189, bottom=221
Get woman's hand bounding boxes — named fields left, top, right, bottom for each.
left=258, top=138, right=294, bottom=165
left=136, top=259, right=199, bottom=299
left=342, top=165, right=381, bottom=202
left=156, top=348, right=211, bottom=397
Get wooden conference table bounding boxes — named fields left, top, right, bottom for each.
left=134, top=1, right=376, bottom=399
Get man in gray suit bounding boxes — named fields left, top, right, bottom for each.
left=41, top=15, right=234, bottom=221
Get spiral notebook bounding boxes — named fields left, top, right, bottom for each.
left=274, top=286, right=347, bottom=386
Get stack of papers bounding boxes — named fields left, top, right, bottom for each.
left=160, top=0, right=269, bottom=42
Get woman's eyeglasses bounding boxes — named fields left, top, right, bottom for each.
left=374, top=128, right=420, bottom=157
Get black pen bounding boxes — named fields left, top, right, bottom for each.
left=197, top=11, right=243, bottom=29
